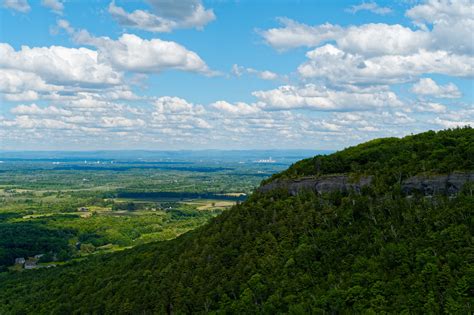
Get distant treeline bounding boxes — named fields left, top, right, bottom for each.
left=51, top=165, right=234, bottom=172
left=0, top=159, right=193, bottom=164
left=117, top=191, right=247, bottom=201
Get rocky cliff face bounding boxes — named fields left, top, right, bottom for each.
left=258, top=175, right=373, bottom=196
left=259, top=172, right=473, bottom=196
left=401, top=172, right=473, bottom=195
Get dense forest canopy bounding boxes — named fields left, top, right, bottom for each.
left=0, top=128, right=473, bottom=314
left=265, top=127, right=474, bottom=184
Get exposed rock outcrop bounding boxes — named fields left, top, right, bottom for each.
left=401, top=172, right=473, bottom=195
left=259, top=172, right=473, bottom=196
left=258, top=175, right=373, bottom=196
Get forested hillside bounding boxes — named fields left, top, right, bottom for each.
left=1, top=128, right=473, bottom=314
left=266, top=127, right=473, bottom=184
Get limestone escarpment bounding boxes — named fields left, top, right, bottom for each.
left=258, top=174, right=373, bottom=195
left=259, top=172, right=473, bottom=196
left=401, top=172, right=473, bottom=195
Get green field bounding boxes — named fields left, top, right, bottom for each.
left=0, top=157, right=289, bottom=271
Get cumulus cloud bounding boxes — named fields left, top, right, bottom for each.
left=259, top=18, right=343, bottom=50
left=413, top=101, right=447, bottom=113
left=434, top=117, right=473, bottom=128
left=2, top=1, right=472, bottom=149
left=298, top=44, right=473, bottom=84
left=2, top=0, right=30, bottom=12
left=411, top=78, right=461, bottom=98
left=211, top=100, right=261, bottom=115
left=58, top=22, right=214, bottom=75
left=252, top=84, right=403, bottom=111
left=3, top=115, right=77, bottom=130
left=101, top=116, right=145, bottom=129
left=4, top=95, right=150, bottom=137
left=41, top=0, right=63, bottom=14
left=0, top=69, right=61, bottom=98
left=1, top=20, right=214, bottom=102
left=259, top=0, right=474, bottom=54
left=336, top=24, right=431, bottom=57
left=260, top=19, right=430, bottom=54
left=231, top=64, right=279, bottom=81
left=261, top=1, right=474, bottom=54
left=346, top=1, right=392, bottom=15
left=152, top=96, right=211, bottom=131
left=0, top=43, right=122, bottom=87
left=11, top=103, right=72, bottom=116
left=434, top=107, right=474, bottom=128
left=407, top=0, right=474, bottom=54
left=94, top=33, right=213, bottom=74
left=2, top=94, right=469, bottom=150
left=108, top=0, right=215, bottom=33
left=260, top=1, right=473, bottom=88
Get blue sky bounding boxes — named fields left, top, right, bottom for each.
left=0, top=0, right=473, bottom=150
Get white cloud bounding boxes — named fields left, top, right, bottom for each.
left=260, top=1, right=473, bottom=88
left=41, top=0, right=63, bottom=14
left=60, top=24, right=214, bottom=75
left=332, top=110, right=416, bottom=129
left=0, top=43, right=122, bottom=87
left=56, top=19, right=74, bottom=33
left=108, top=0, right=215, bottom=33
left=0, top=69, right=61, bottom=97
left=259, top=18, right=342, bottom=50
left=298, top=44, right=473, bottom=84
left=260, top=19, right=430, bottom=54
left=1, top=21, right=214, bottom=102
left=414, top=101, right=447, bottom=113
left=411, top=78, right=461, bottom=98
left=154, top=96, right=200, bottom=113
left=211, top=100, right=261, bottom=115
left=252, top=84, right=403, bottom=111
left=313, top=120, right=342, bottom=132
left=435, top=107, right=474, bottom=128
left=108, top=2, right=174, bottom=33
left=249, top=69, right=279, bottom=81
left=101, top=116, right=145, bottom=128
left=11, top=103, right=72, bottom=116
left=151, top=96, right=211, bottom=131
left=406, top=0, right=474, bottom=54
left=434, top=117, right=473, bottom=128
left=3, top=90, right=39, bottom=101
left=3, top=115, right=77, bottom=130
left=2, top=0, right=30, bottom=12
left=347, top=1, right=392, bottom=15
left=336, top=24, right=430, bottom=57
left=2, top=0, right=472, bottom=150
left=96, top=33, right=212, bottom=74
left=231, top=64, right=279, bottom=81
left=262, top=1, right=474, bottom=55
left=3, top=95, right=468, bottom=150
left=407, top=0, right=472, bottom=22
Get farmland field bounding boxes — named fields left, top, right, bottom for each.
left=0, top=150, right=322, bottom=271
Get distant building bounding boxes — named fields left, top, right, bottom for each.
left=34, top=254, right=44, bottom=259
left=24, top=260, right=37, bottom=269
left=255, top=157, right=276, bottom=163
left=14, top=257, right=25, bottom=265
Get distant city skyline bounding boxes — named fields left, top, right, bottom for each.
left=1, top=0, right=473, bottom=150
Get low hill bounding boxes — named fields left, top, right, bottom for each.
left=1, top=128, right=473, bottom=314
left=266, top=127, right=473, bottom=183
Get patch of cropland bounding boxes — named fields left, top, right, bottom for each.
left=0, top=128, right=472, bottom=313
left=0, top=152, right=309, bottom=271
